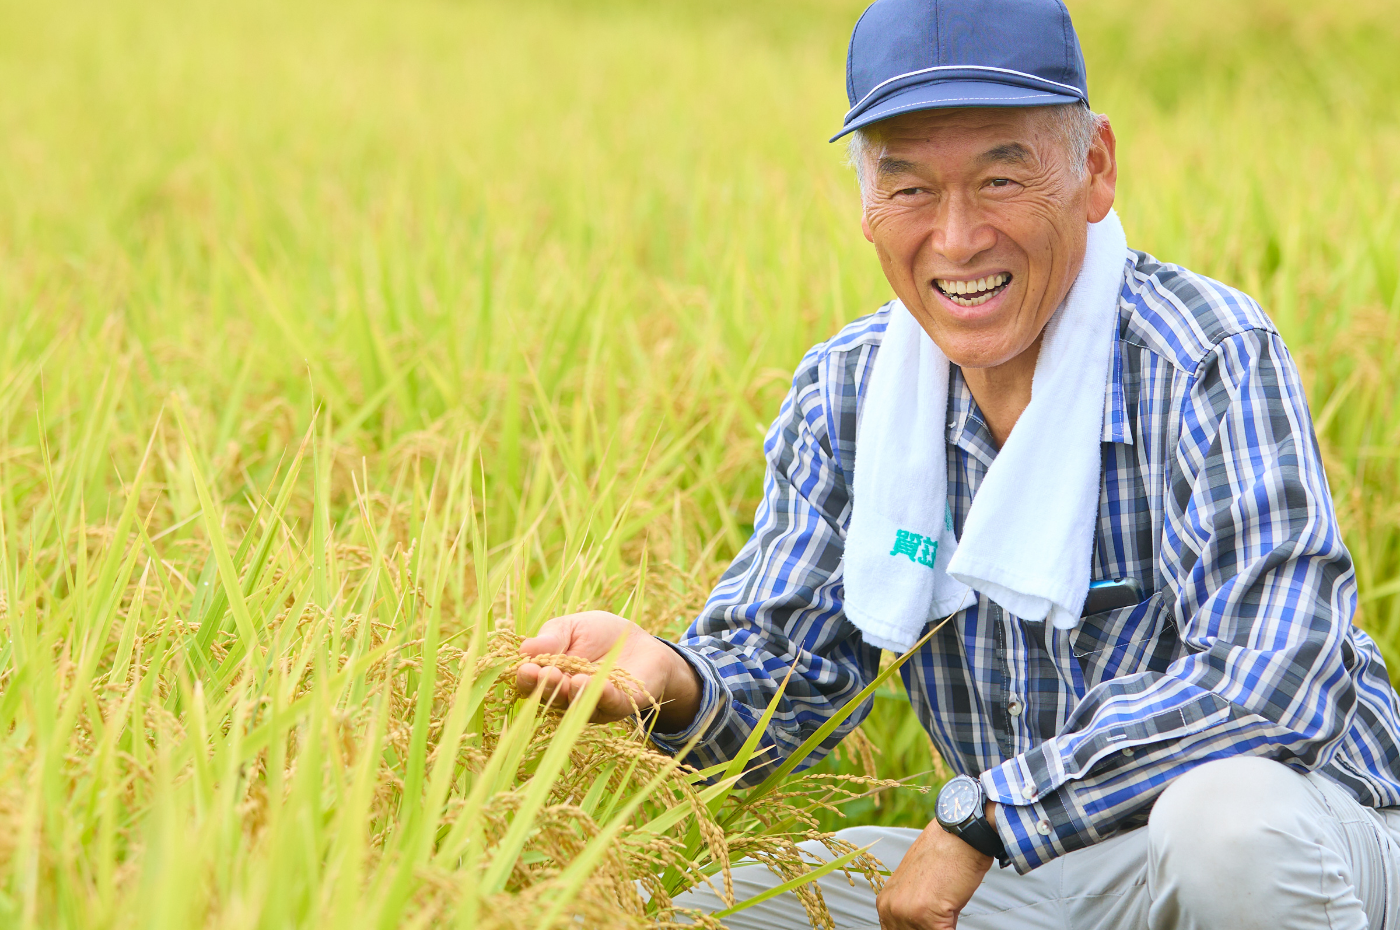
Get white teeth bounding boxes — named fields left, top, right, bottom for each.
left=934, top=273, right=1010, bottom=307
left=934, top=273, right=1010, bottom=306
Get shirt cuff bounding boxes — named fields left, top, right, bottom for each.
left=646, top=639, right=725, bottom=757
left=981, top=760, right=1099, bottom=874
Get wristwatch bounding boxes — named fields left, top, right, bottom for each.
left=935, top=774, right=1007, bottom=859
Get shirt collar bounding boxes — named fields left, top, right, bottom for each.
left=947, top=367, right=999, bottom=468
left=947, top=331, right=1134, bottom=455
left=1102, top=325, right=1134, bottom=445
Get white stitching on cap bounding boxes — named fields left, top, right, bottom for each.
left=847, top=64, right=1084, bottom=116
left=853, top=64, right=1084, bottom=109
left=843, top=91, right=1063, bottom=126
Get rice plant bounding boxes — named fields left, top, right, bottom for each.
left=0, top=0, right=1397, bottom=924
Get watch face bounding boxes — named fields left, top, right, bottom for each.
left=937, top=776, right=980, bottom=827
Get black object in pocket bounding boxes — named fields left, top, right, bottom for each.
left=1081, top=577, right=1144, bottom=616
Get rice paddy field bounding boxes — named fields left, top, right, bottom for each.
left=0, top=0, right=1397, bottom=925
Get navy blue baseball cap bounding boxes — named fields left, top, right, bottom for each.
left=831, top=0, right=1089, bottom=142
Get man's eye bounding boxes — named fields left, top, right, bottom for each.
left=896, top=188, right=922, bottom=197
left=988, top=178, right=1011, bottom=188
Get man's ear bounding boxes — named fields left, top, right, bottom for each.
left=1085, top=116, right=1117, bottom=223
left=861, top=212, right=875, bottom=243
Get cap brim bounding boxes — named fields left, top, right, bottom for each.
left=829, top=80, right=1081, bottom=142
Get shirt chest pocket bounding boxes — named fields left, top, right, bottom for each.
left=1071, top=591, right=1179, bottom=690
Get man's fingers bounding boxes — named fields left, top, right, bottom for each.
left=532, top=668, right=577, bottom=703
left=519, top=626, right=567, bottom=657
left=532, top=669, right=647, bottom=724
left=539, top=666, right=570, bottom=703
left=566, top=673, right=627, bottom=715
left=515, top=662, right=541, bottom=695
left=516, top=666, right=631, bottom=721
left=515, top=661, right=562, bottom=698
left=516, top=662, right=563, bottom=693
left=516, top=662, right=573, bottom=709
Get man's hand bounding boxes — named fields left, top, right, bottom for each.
left=514, top=611, right=703, bottom=730
left=876, top=804, right=997, bottom=929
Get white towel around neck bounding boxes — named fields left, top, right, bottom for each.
left=843, top=211, right=1129, bottom=653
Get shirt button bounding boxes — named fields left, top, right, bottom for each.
left=1007, top=697, right=1023, bottom=717
left=1122, top=747, right=1135, bottom=758
left=1036, top=819, right=1052, bottom=836
left=1021, top=785, right=1035, bottom=800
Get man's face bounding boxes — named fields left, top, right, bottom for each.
left=859, top=107, right=1116, bottom=373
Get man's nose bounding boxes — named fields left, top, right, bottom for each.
left=931, top=196, right=996, bottom=265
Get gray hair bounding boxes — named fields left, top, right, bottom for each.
left=846, top=103, right=1103, bottom=202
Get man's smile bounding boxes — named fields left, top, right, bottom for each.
left=933, top=272, right=1012, bottom=308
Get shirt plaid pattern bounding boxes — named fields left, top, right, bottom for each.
left=652, top=250, right=1400, bottom=873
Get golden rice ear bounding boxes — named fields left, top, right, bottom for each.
left=500, top=638, right=653, bottom=719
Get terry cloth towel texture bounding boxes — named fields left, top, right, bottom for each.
left=843, top=210, right=1129, bottom=652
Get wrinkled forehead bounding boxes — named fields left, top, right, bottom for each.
left=859, top=106, right=1062, bottom=169
left=862, top=106, right=1045, bottom=146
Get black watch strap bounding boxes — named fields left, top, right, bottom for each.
left=954, top=813, right=1007, bottom=860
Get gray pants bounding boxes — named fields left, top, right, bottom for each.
left=675, top=757, right=1400, bottom=929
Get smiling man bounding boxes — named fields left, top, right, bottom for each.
left=514, top=0, right=1400, bottom=928
left=853, top=105, right=1104, bottom=448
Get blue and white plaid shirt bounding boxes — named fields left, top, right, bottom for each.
left=654, top=250, right=1400, bottom=874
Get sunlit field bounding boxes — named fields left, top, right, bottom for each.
left=1, top=0, right=1397, bottom=925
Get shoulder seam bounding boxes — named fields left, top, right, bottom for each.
left=1124, top=256, right=1275, bottom=375
left=1187, top=325, right=1279, bottom=383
